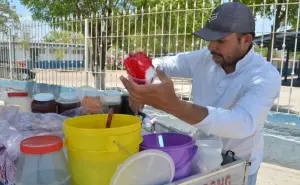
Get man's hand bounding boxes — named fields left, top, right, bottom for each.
left=120, top=67, right=180, bottom=113
left=120, top=67, right=209, bottom=125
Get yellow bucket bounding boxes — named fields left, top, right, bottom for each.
left=64, top=114, right=142, bottom=151
left=63, top=114, right=143, bottom=185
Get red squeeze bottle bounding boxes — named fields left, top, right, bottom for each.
left=124, top=52, right=156, bottom=84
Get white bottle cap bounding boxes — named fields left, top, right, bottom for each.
left=58, top=92, right=79, bottom=103
left=103, top=90, right=121, bottom=105
left=84, top=89, right=105, bottom=97
left=33, top=93, right=54, bottom=102
left=59, top=92, right=78, bottom=101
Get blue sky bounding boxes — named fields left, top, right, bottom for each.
left=13, top=0, right=32, bottom=21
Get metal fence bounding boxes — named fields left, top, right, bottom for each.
left=0, top=0, right=300, bottom=115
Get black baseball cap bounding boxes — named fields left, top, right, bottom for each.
left=193, top=2, right=255, bottom=41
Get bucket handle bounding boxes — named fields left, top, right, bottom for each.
left=113, top=141, right=133, bottom=156
left=175, top=145, right=198, bottom=171
left=64, top=140, right=134, bottom=156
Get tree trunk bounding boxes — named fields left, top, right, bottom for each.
left=162, top=15, right=169, bottom=56
left=89, top=18, right=108, bottom=90
left=266, top=2, right=283, bottom=63
left=94, top=38, right=107, bottom=90
left=162, top=35, right=168, bottom=56
left=266, top=25, right=274, bottom=62
left=91, top=36, right=107, bottom=90
left=94, top=71, right=105, bottom=89
left=89, top=12, right=114, bottom=90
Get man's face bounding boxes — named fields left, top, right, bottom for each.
left=208, top=33, right=251, bottom=66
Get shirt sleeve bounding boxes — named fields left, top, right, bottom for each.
left=194, top=70, right=281, bottom=139
left=152, top=49, right=207, bottom=78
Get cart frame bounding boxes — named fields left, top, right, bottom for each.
left=149, top=120, right=251, bottom=185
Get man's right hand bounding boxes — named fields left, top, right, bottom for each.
left=129, top=96, right=144, bottom=115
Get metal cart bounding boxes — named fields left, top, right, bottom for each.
left=149, top=120, right=251, bottom=185
left=0, top=82, right=251, bottom=185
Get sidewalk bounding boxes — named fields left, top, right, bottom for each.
left=257, top=163, right=300, bottom=185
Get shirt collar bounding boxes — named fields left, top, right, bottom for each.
left=235, top=46, right=255, bottom=72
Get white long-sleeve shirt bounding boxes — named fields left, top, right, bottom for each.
left=152, top=47, right=281, bottom=175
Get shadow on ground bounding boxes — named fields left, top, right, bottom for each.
left=271, top=104, right=299, bottom=115
left=281, top=78, right=300, bottom=87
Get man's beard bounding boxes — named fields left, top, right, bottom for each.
left=210, top=51, right=228, bottom=65
left=210, top=51, right=240, bottom=66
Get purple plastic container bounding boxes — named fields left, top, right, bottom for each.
left=173, top=145, right=198, bottom=181
left=140, top=132, right=197, bottom=181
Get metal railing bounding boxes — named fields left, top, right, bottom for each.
left=0, top=0, right=300, bottom=115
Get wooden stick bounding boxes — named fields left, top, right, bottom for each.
left=106, top=108, right=114, bottom=128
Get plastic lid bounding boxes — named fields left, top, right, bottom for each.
left=59, top=92, right=79, bottom=102
left=110, top=150, right=175, bottom=185
left=33, top=93, right=54, bottom=102
left=121, top=89, right=129, bottom=96
left=103, top=90, right=122, bottom=105
left=20, top=135, right=63, bottom=154
left=84, top=89, right=105, bottom=97
left=104, top=90, right=121, bottom=96
left=7, top=92, right=28, bottom=97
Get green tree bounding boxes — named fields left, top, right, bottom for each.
left=0, top=0, right=19, bottom=31
left=44, top=30, right=84, bottom=44
left=254, top=44, right=268, bottom=57
left=20, top=0, right=215, bottom=89
left=19, top=26, right=33, bottom=61
left=119, top=0, right=220, bottom=55
left=43, top=30, right=85, bottom=61
left=236, top=0, right=299, bottom=62
left=54, top=48, right=65, bottom=61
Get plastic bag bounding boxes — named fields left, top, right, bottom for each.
left=191, top=139, right=223, bottom=175
left=124, top=51, right=156, bottom=84
left=0, top=106, right=19, bottom=123
left=192, top=130, right=222, bottom=140
left=0, top=103, right=70, bottom=185
left=0, top=105, right=68, bottom=185
left=60, top=107, right=90, bottom=117
left=0, top=124, right=24, bottom=162
left=0, top=145, right=16, bottom=185
left=0, top=110, right=67, bottom=162
left=9, top=112, right=67, bottom=133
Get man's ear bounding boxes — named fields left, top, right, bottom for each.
left=244, top=34, right=253, bottom=46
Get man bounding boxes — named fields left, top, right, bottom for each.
left=120, top=2, right=281, bottom=185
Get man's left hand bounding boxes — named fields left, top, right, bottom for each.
left=120, top=67, right=179, bottom=113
